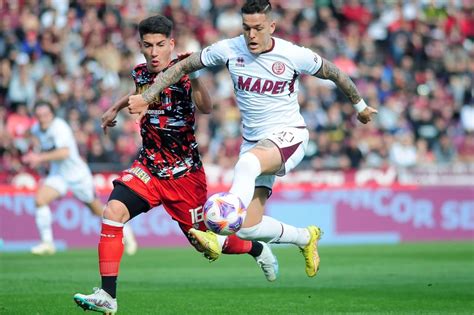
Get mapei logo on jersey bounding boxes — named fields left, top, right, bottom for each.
left=272, top=61, right=286, bottom=75
left=125, top=167, right=151, bottom=184
left=237, top=76, right=287, bottom=94
left=236, top=56, right=245, bottom=67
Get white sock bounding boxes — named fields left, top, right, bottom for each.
left=229, top=152, right=261, bottom=208
left=216, top=235, right=227, bottom=249
left=35, top=205, right=53, bottom=243
left=237, top=216, right=310, bottom=246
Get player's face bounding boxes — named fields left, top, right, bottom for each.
left=242, top=13, right=275, bottom=54
left=140, top=33, right=175, bottom=73
left=35, top=105, right=54, bottom=130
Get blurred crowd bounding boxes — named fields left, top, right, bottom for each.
left=1, top=0, right=473, bottom=182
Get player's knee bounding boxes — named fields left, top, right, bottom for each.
left=236, top=224, right=260, bottom=240
left=103, top=201, right=129, bottom=223
left=35, top=197, right=48, bottom=208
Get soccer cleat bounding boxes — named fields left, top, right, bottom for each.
left=31, top=242, right=56, bottom=255
left=74, top=287, right=117, bottom=314
left=188, top=228, right=222, bottom=261
left=300, top=226, right=322, bottom=277
left=254, top=242, right=278, bottom=282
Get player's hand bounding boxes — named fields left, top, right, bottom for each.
left=101, top=107, right=118, bottom=134
left=22, top=152, right=42, bottom=168
left=128, top=94, right=148, bottom=123
left=357, top=106, right=378, bottom=124
left=177, top=51, right=193, bottom=60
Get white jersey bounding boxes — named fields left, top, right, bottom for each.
left=31, top=117, right=92, bottom=182
left=201, top=35, right=322, bottom=141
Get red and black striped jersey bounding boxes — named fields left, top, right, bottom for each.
left=132, top=60, right=202, bottom=179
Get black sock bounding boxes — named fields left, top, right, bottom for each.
left=101, top=276, right=117, bottom=298
left=248, top=241, right=264, bottom=257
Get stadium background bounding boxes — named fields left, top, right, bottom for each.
left=1, top=0, right=473, bottom=249
left=0, top=1, right=473, bottom=314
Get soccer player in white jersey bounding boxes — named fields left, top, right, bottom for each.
left=128, top=0, right=377, bottom=278
left=23, top=101, right=137, bottom=255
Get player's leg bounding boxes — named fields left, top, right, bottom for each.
left=236, top=187, right=321, bottom=277
left=186, top=225, right=279, bottom=282
left=31, top=176, right=66, bottom=255
left=74, top=163, right=157, bottom=313
left=73, top=173, right=139, bottom=256
left=85, top=197, right=138, bottom=256
left=229, top=139, right=281, bottom=208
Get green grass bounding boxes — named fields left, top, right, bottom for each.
left=1, top=242, right=473, bottom=314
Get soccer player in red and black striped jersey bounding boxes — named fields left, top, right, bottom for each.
left=73, top=15, right=278, bottom=314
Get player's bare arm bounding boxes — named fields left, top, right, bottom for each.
left=315, top=58, right=377, bottom=124
left=143, top=52, right=205, bottom=104
left=128, top=52, right=206, bottom=121
left=102, top=92, right=133, bottom=133
left=23, top=147, right=70, bottom=168
left=190, top=78, right=212, bottom=114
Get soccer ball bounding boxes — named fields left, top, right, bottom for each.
left=203, top=192, right=246, bottom=235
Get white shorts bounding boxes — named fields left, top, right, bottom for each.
left=44, top=174, right=95, bottom=204
left=240, top=127, right=309, bottom=189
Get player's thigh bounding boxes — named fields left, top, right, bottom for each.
left=160, top=168, right=208, bottom=232
left=105, top=183, right=151, bottom=223
left=69, top=175, right=97, bottom=210
left=266, top=127, right=309, bottom=176
left=108, top=161, right=162, bottom=222
left=243, top=187, right=270, bottom=227
left=247, top=140, right=282, bottom=174
left=37, top=176, right=66, bottom=206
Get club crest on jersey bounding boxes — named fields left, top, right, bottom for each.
left=236, top=57, right=245, bottom=67
left=272, top=61, right=286, bottom=75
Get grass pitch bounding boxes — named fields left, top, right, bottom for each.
left=0, top=242, right=473, bottom=314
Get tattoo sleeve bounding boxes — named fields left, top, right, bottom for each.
left=142, top=52, right=206, bottom=104
left=314, top=58, right=362, bottom=104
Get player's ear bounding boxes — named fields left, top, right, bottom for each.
left=169, top=38, right=175, bottom=50
left=269, top=20, right=276, bottom=34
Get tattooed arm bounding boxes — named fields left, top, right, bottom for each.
left=314, top=58, right=377, bottom=124
left=142, top=52, right=206, bottom=104
left=314, top=58, right=361, bottom=104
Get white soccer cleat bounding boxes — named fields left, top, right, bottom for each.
left=74, top=287, right=117, bottom=314
left=254, top=241, right=279, bottom=282
left=31, top=242, right=56, bottom=255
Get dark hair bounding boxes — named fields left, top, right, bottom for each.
left=34, top=101, right=55, bottom=114
left=241, top=0, right=272, bottom=14
left=138, top=15, right=173, bottom=39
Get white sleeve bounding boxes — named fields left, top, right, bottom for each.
left=200, top=39, right=232, bottom=67
left=293, top=45, right=323, bottom=75
left=53, top=121, right=73, bottom=148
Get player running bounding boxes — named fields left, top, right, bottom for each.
left=23, top=101, right=137, bottom=256
left=73, top=15, right=278, bottom=314
left=129, top=0, right=377, bottom=280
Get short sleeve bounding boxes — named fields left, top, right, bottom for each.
left=293, top=46, right=323, bottom=75
left=200, top=39, right=232, bottom=67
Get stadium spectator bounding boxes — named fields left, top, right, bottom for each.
left=0, top=0, right=473, bottom=184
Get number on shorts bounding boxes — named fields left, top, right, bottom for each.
left=189, top=206, right=204, bottom=224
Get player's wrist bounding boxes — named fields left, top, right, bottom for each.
left=353, top=99, right=367, bottom=113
